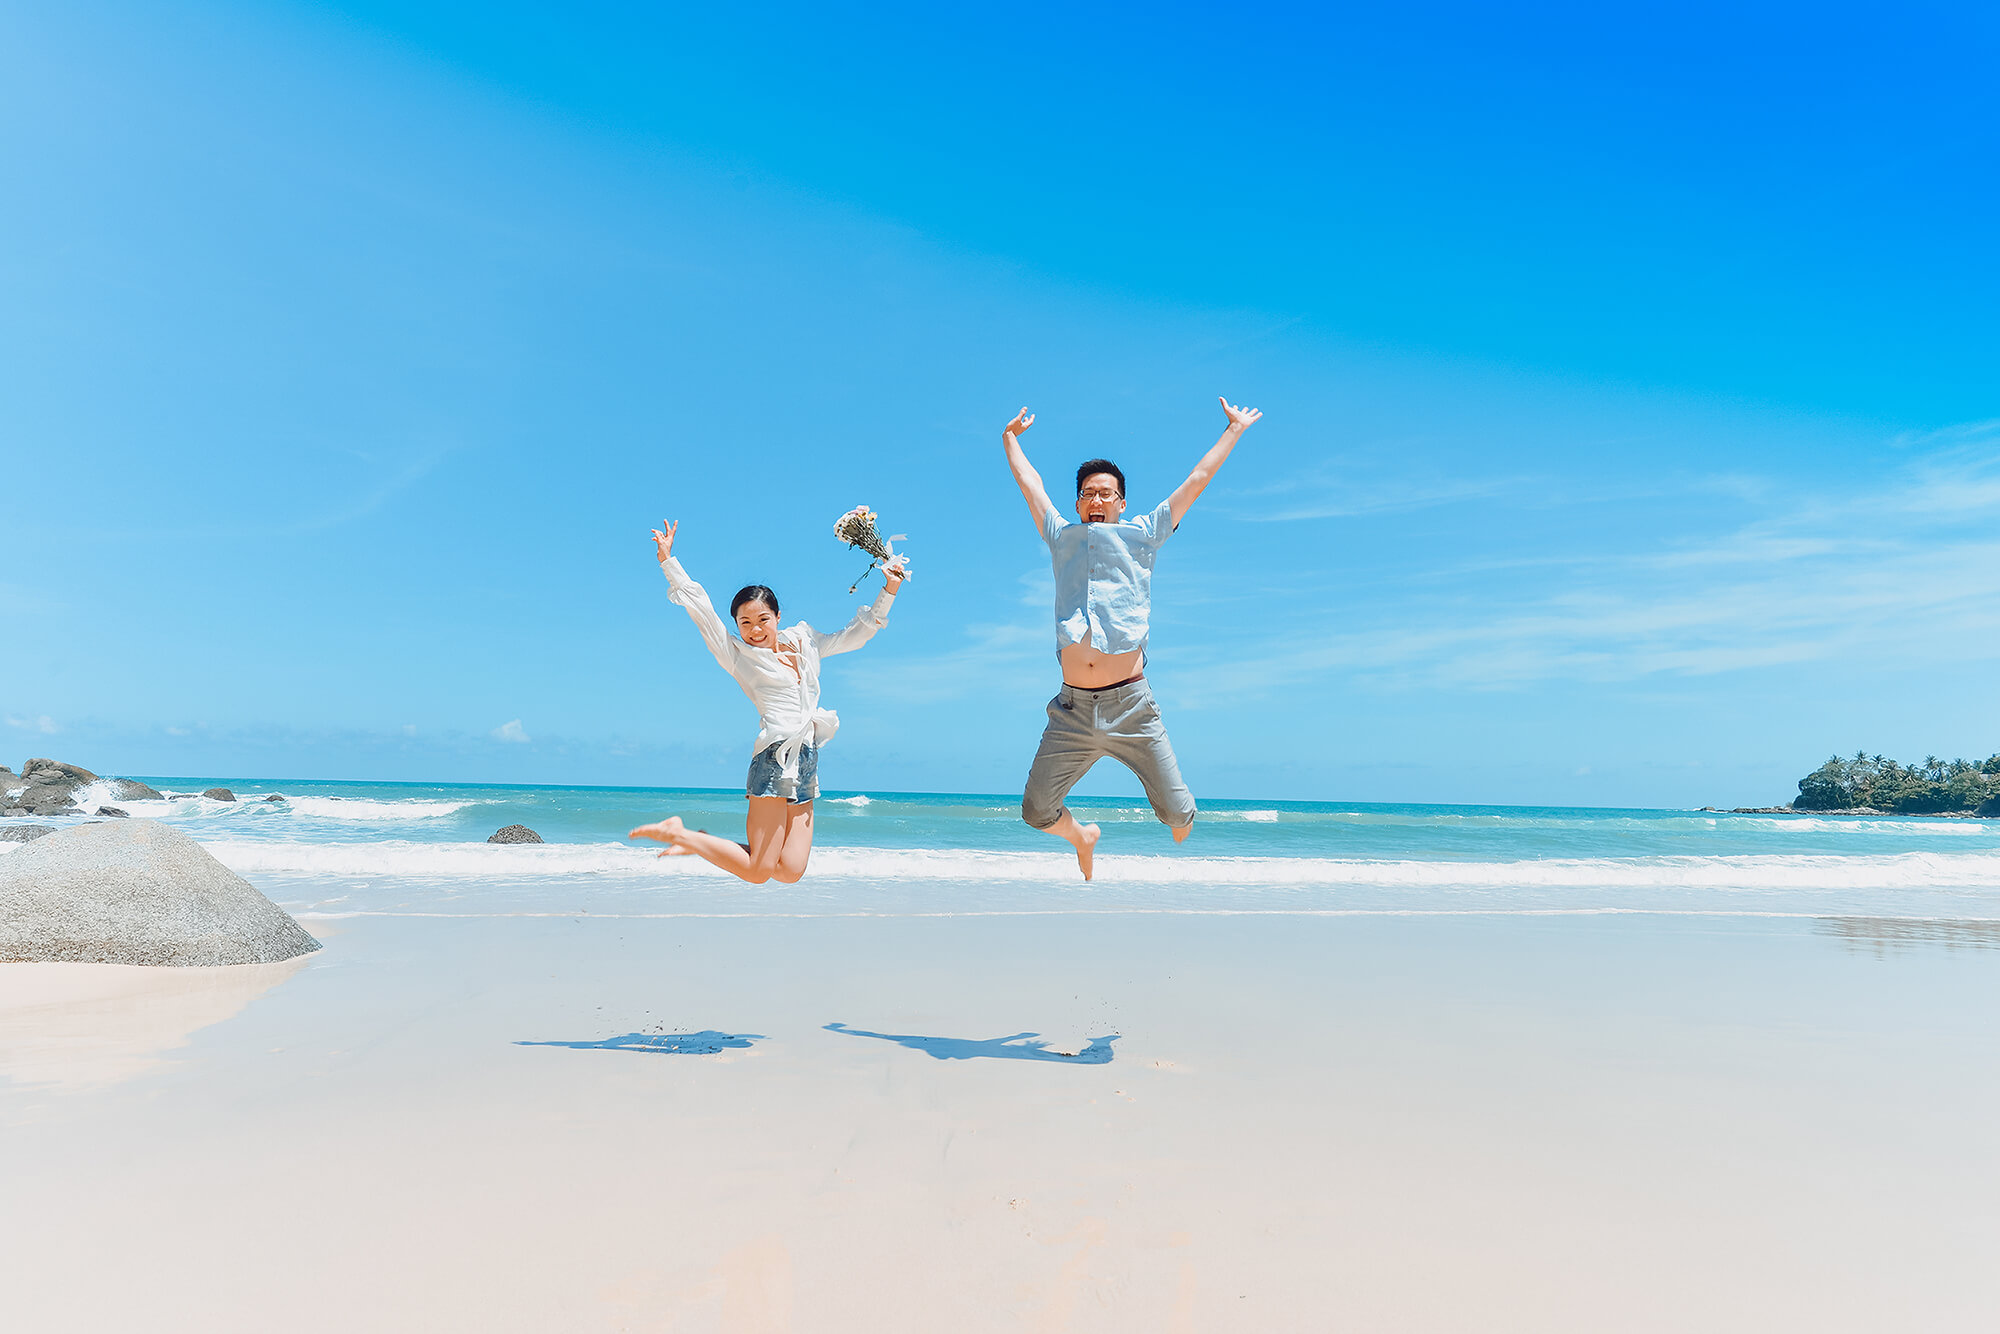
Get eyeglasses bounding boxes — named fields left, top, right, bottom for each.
left=1078, top=488, right=1123, bottom=502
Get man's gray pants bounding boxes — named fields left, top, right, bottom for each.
left=1021, top=678, right=1197, bottom=830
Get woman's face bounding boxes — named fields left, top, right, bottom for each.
left=735, top=599, right=780, bottom=649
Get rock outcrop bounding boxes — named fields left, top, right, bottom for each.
left=1, top=758, right=100, bottom=817
left=0, top=820, right=321, bottom=966
left=487, top=824, right=544, bottom=844
left=0, top=825, right=57, bottom=843
left=202, top=788, right=237, bottom=802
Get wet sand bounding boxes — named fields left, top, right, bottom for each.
left=5, top=909, right=2000, bottom=1331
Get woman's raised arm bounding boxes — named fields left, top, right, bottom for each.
left=815, top=556, right=907, bottom=657
left=653, top=519, right=735, bottom=671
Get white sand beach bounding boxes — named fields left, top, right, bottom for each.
left=6, top=908, right=2000, bottom=1331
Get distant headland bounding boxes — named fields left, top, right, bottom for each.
left=1709, top=752, right=2000, bottom=818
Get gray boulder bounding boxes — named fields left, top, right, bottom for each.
left=96, top=806, right=129, bottom=818
left=263, top=793, right=285, bottom=803
left=23, top=758, right=98, bottom=785
left=202, top=787, right=236, bottom=802
left=0, top=825, right=57, bottom=843
left=106, top=778, right=165, bottom=802
left=9, top=758, right=93, bottom=816
left=487, top=824, right=544, bottom=844
left=0, top=819, right=321, bottom=966
left=18, top=787, right=80, bottom=816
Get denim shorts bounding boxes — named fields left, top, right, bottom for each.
left=747, top=741, right=819, bottom=804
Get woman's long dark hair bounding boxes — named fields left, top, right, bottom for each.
left=730, top=585, right=780, bottom=619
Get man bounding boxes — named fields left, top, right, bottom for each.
left=1003, top=396, right=1264, bottom=879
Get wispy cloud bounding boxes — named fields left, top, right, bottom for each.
left=492, top=719, right=532, bottom=744
left=4, top=714, right=60, bottom=735
left=1173, top=439, right=2000, bottom=699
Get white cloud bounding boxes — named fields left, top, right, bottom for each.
left=492, top=719, right=532, bottom=744
left=4, top=714, right=59, bottom=735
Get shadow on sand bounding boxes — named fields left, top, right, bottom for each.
left=517, top=1030, right=763, bottom=1055
left=824, top=1022, right=1118, bottom=1064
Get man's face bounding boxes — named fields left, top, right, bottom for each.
left=1077, top=474, right=1126, bottom=524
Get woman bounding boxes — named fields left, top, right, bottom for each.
left=629, top=519, right=907, bottom=883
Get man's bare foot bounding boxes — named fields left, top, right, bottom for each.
left=630, top=817, right=693, bottom=853
left=1068, top=822, right=1101, bottom=881
left=1171, top=820, right=1193, bottom=845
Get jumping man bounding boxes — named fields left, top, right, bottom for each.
left=1003, top=396, right=1263, bottom=879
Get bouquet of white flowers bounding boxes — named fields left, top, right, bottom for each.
left=833, top=505, right=908, bottom=593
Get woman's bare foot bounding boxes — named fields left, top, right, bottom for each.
left=1066, top=822, right=1101, bottom=881
left=1171, top=820, right=1193, bottom=844
left=630, top=817, right=694, bottom=854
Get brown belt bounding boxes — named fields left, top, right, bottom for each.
left=1063, top=672, right=1146, bottom=692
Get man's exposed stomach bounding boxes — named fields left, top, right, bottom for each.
left=1060, top=641, right=1145, bottom=688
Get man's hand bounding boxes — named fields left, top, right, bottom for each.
left=1219, top=397, right=1263, bottom=431
left=650, top=519, right=678, bottom=564
left=1004, top=407, right=1036, bottom=438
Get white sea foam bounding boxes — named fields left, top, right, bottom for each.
left=1117, top=806, right=1989, bottom=835
left=829, top=795, right=873, bottom=806
left=280, top=797, right=477, bottom=821
left=1732, top=817, right=1988, bottom=836
left=197, top=838, right=2000, bottom=892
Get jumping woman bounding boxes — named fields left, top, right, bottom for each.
left=629, top=519, right=907, bottom=883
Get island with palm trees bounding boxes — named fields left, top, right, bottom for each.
left=1728, top=752, right=2000, bottom=816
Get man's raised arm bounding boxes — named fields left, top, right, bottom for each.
left=1167, top=396, right=1263, bottom=527
left=1001, top=407, right=1057, bottom=532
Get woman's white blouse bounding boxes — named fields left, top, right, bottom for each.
left=661, top=557, right=895, bottom=780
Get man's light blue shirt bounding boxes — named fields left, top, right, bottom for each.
left=1040, top=499, right=1176, bottom=655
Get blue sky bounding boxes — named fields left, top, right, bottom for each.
left=2, top=0, right=1995, bottom=806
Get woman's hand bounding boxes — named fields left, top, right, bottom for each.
left=883, top=554, right=910, bottom=592
left=1003, top=407, right=1035, bottom=438
left=1219, top=397, right=1263, bottom=431
left=650, top=519, right=677, bottom=564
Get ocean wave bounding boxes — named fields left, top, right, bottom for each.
left=197, top=838, right=2000, bottom=891
left=1730, top=817, right=1988, bottom=836
left=280, top=797, right=478, bottom=821
left=828, top=795, right=872, bottom=806
left=75, top=791, right=479, bottom=821
left=1162, top=809, right=1992, bottom=835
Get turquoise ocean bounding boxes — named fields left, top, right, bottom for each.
left=13, top=776, right=2000, bottom=925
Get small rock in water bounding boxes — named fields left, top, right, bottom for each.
left=96, top=806, right=130, bottom=818
left=107, top=778, right=165, bottom=802
left=487, top=824, right=544, bottom=844
left=263, top=793, right=285, bottom=802
left=202, top=787, right=237, bottom=802
left=0, top=825, right=58, bottom=843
